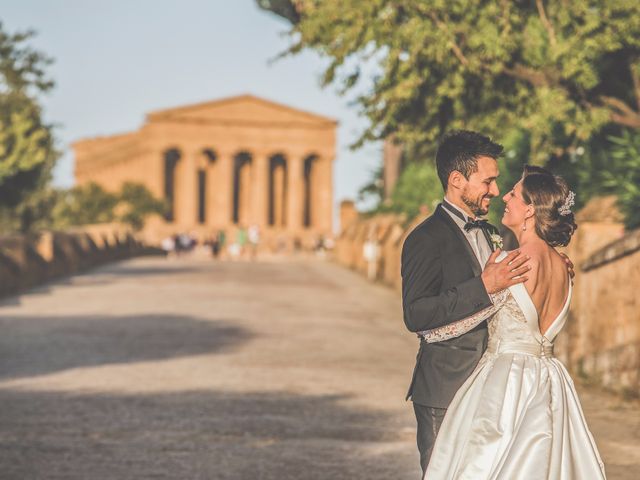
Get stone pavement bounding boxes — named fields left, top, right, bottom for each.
left=0, top=256, right=638, bottom=479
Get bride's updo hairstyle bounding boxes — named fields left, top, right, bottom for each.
left=521, top=165, right=578, bottom=247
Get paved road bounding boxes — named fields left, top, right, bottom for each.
left=0, top=256, right=638, bottom=479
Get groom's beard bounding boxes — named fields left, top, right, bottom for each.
left=462, top=192, right=492, bottom=217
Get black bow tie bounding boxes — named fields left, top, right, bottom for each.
left=464, top=219, right=491, bottom=232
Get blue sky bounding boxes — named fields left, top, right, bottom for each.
left=1, top=0, right=382, bottom=209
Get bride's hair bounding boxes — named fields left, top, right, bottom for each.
left=521, top=165, right=578, bottom=247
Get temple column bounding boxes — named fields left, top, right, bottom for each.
left=205, top=153, right=217, bottom=227
left=286, top=152, right=305, bottom=232
left=315, top=155, right=334, bottom=233
left=239, top=159, right=251, bottom=225
left=212, top=150, right=233, bottom=227
left=174, top=147, right=198, bottom=226
left=250, top=152, right=269, bottom=227
left=273, top=162, right=285, bottom=227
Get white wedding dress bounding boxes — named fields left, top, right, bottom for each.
left=421, top=253, right=606, bottom=479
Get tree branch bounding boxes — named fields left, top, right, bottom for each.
left=427, top=12, right=469, bottom=67
left=536, top=0, right=557, bottom=46
left=600, top=95, right=640, bottom=128
left=630, top=60, right=640, bottom=113
left=255, top=0, right=301, bottom=24
left=503, top=64, right=552, bottom=87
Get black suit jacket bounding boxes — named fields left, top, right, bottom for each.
left=401, top=204, right=493, bottom=408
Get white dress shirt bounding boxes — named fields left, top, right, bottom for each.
left=442, top=198, right=492, bottom=267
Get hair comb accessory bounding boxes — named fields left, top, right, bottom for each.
left=558, top=191, right=575, bottom=216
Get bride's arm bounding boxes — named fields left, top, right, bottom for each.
left=417, top=288, right=511, bottom=343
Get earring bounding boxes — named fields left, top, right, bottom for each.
left=522, top=220, right=527, bottom=231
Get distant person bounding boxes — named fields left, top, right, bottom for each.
left=173, top=234, right=183, bottom=256
left=247, top=224, right=260, bottom=260
left=177, top=233, right=192, bottom=255
left=161, top=236, right=175, bottom=257
left=208, top=233, right=220, bottom=259
left=217, top=230, right=226, bottom=258
left=236, top=226, right=247, bottom=259
left=362, top=235, right=380, bottom=281
left=314, top=235, right=326, bottom=258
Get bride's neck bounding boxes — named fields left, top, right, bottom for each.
left=513, top=222, right=545, bottom=248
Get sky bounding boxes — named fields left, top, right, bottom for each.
left=1, top=0, right=382, bottom=211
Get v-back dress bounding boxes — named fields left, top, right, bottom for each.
left=421, top=252, right=606, bottom=479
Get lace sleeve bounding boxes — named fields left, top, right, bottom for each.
left=417, top=289, right=511, bottom=343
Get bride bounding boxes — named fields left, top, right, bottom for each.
left=420, top=166, right=606, bottom=479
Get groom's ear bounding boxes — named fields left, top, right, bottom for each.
left=448, top=170, right=465, bottom=190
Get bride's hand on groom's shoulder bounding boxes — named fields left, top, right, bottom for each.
left=481, top=249, right=531, bottom=294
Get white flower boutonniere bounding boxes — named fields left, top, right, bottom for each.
left=489, top=233, right=504, bottom=250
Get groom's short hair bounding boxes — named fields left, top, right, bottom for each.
left=436, top=130, right=503, bottom=191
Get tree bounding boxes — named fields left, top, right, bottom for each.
left=388, top=161, right=442, bottom=222
left=117, top=182, right=167, bottom=231
left=0, top=23, right=58, bottom=215
left=356, top=164, right=384, bottom=210
left=259, top=1, right=640, bottom=229
left=600, top=130, right=640, bottom=229
left=52, top=182, right=167, bottom=232
left=52, top=182, right=118, bottom=228
left=259, top=1, right=640, bottom=163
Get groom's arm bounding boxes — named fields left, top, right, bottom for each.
left=401, top=229, right=492, bottom=333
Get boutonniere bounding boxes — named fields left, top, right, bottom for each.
left=489, top=233, right=503, bottom=250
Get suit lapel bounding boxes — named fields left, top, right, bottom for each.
left=435, top=204, right=482, bottom=276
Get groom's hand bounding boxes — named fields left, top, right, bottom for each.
left=481, top=249, right=531, bottom=294
left=559, top=253, right=575, bottom=280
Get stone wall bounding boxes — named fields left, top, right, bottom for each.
left=334, top=212, right=426, bottom=290
left=0, top=224, right=155, bottom=298
left=333, top=198, right=639, bottom=395
left=563, top=228, right=640, bottom=395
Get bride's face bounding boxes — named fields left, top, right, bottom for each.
left=501, top=180, right=533, bottom=229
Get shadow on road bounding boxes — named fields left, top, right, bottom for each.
left=0, top=388, right=418, bottom=480
left=0, top=314, right=252, bottom=381
left=0, top=258, right=206, bottom=306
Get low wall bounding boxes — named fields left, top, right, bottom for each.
left=334, top=199, right=638, bottom=395
left=334, top=213, right=426, bottom=290
left=0, top=223, right=156, bottom=298
left=566, top=228, right=640, bottom=396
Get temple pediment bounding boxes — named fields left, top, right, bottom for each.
left=146, top=94, right=337, bottom=127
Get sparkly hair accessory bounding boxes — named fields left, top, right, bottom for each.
left=558, top=191, right=575, bottom=216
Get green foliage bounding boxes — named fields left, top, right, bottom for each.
left=276, top=1, right=640, bottom=161
left=485, top=127, right=640, bottom=231
left=51, top=182, right=166, bottom=232
left=601, top=130, right=640, bottom=229
left=0, top=23, right=58, bottom=211
left=356, top=164, right=384, bottom=208
left=388, top=162, right=442, bottom=221
left=261, top=1, right=640, bottom=229
left=0, top=187, right=61, bottom=233
left=52, top=182, right=118, bottom=228
left=117, top=182, right=167, bottom=231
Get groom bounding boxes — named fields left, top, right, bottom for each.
left=401, top=130, right=532, bottom=474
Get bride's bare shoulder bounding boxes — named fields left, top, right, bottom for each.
left=517, top=244, right=544, bottom=291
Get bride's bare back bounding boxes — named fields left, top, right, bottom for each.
left=520, top=243, right=570, bottom=336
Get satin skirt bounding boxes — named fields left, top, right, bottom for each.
left=424, top=351, right=606, bottom=479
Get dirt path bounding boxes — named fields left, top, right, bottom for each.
left=0, top=256, right=636, bottom=479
